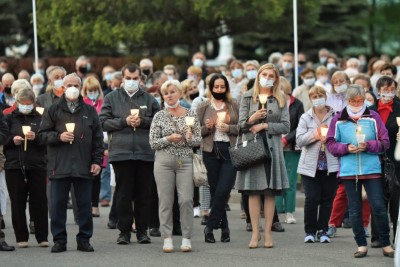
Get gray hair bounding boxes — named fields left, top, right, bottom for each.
left=160, top=80, right=182, bottom=95
left=345, top=84, right=365, bottom=101
left=112, top=71, right=122, bottom=81
left=63, top=73, right=82, bottom=86
left=244, top=60, right=260, bottom=70
left=11, top=79, right=32, bottom=95
left=48, top=66, right=67, bottom=78
left=16, top=88, right=36, bottom=103
left=76, top=55, right=89, bottom=66
left=30, top=73, right=44, bottom=84
left=268, top=52, right=282, bottom=65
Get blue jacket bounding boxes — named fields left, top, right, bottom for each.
left=326, top=108, right=389, bottom=178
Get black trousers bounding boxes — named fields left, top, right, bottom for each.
left=91, top=170, right=102, bottom=208
left=51, top=178, right=92, bottom=244
left=113, top=160, right=158, bottom=234
left=109, top=190, right=118, bottom=223
left=5, top=169, right=48, bottom=243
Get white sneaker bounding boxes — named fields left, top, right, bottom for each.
left=163, top=238, right=174, bottom=253
left=193, top=206, right=200, bottom=218
left=18, top=241, right=28, bottom=248
left=285, top=213, right=296, bottom=224
left=180, top=238, right=192, bottom=252
left=39, top=241, right=49, bottom=247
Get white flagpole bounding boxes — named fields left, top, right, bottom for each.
left=293, top=0, right=299, bottom=89
left=32, top=0, right=39, bottom=74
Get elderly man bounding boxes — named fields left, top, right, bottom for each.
left=39, top=73, right=104, bottom=253
left=17, top=70, right=30, bottom=81
left=75, top=56, right=91, bottom=79
left=0, top=73, right=15, bottom=111
left=99, top=63, right=160, bottom=245
left=36, top=66, right=66, bottom=109
left=101, top=65, right=116, bottom=96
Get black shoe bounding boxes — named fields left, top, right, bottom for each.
left=149, top=228, right=161, bottom=237
left=204, top=227, right=215, bottom=243
left=371, top=240, right=382, bottom=248
left=67, top=201, right=73, bottom=209
left=172, top=228, right=182, bottom=236
left=342, top=218, right=352, bottom=228
left=225, top=204, right=231, bottom=211
left=0, top=241, right=15, bottom=251
left=51, top=243, right=67, bottom=253
left=77, top=241, right=94, bottom=252
left=221, top=228, right=230, bottom=243
left=201, top=215, right=208, bottom=226
left=116, top=233, right=131, bottom=245
left=136, top=230, right=151, bottom=244
left=131, top=227, right=137, bottom=234
left=246, top=223, right=252, bottom=232
left=29, top=221, right=35, bottom=235
left=1, top=219, right=5, bottom=229
left=107, top=220, right=117, bottom=229
left=271, top=222, right=285, bottom=232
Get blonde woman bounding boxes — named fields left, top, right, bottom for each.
left=236, top=63, right=289, bottom=249
left=180, top=79, right=198, bottom=109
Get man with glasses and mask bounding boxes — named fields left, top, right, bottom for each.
left=36, top=66, right=67, bottom=109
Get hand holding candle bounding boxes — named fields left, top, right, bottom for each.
left=185, top=116, right=195, bottom=133
left=320, top=126, right=328, bottom=151
left=36, top=107, right=44, bottom=115
left=259, top=94, right=268, bottom=109
left=22, top=126, right=31, bottom=151
left=130, top=109, right=139, bottom=131
left=65, top=123, right=75, bottom=144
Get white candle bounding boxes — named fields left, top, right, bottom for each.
left=397, top=117, right=400, bottom=127
left=36, top=107, right=44, bottom=115
left=22, top=126, right=31, bottom=151
left=130, top=109, right=139, bottom=131
left=259, top=94, right=268, bottom=109
left=185, top=116, right=195, bottom=127
left=320, top=127, right=328, bottom=137
left=65, top=123, right=75, bottom=144
left=217, top=111, right=226, bottom=123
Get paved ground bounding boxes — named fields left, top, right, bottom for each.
left=0, top=190, right=395, bottom=267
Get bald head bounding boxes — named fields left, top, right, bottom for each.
left=1, top=73, right=15, bottom=87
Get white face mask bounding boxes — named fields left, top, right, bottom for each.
left=246, top=70, right=257, bottom=80
left=380, top=92, right=395, bottom=103
left=335, top=84, right=348, bottom=94
left=282, top=62, right=293, bottom=70
left=164, top=100, right=180, bottom=109
left=365, top=100, right=373, bottom=107
left=18, top=104, right=34, bottom=114
left=65, top=86, right=80, bottom=100
left=87, top=91, right=99, bottom=101
left=54, top=79, right=64, bottom=90
left=318, top=75, right=329, bottom=84
left=155, top=96, right=162, bottom=105
left=320, top=57, right=327, bottom=64
left=259, top=77, right=274, bottom=88
left=304, top=78, right=315, bottom=87
left=312, top=98, right=326, bottom=108
left=124, top=79, right=139, bottom=94
left=327, top=63, right=336, bottom=71
left=193, top=58, right=204, bottom=67
left=348, top=104, right=363, bottom=113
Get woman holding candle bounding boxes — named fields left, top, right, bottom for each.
left=81, top=76, right=104, bottom=218
left=296, top=85, right=338, bottom=243
left=326, top=85, right=394, bottom=258
left=235, top=63, right=289, bottom=249
left=196, top=74, right=239, bottom=243
left=149, top=80, right=201, bottom=253
left=369, top=76, right=400, bottom=248
left=4, top=87, right=48, bottom=248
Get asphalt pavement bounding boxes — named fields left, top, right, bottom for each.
left=0, top=190, right=395, bottom=267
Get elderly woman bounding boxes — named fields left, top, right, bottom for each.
left=244, top=60, right=260, bottom=81
left=4, top=84, right=48, bottom=248
left=197, top=74, right=239, bottom=243
left=326, top=85, right=394, bottom=258
left=292, top=68, right=317, bottom=111
left=326, top=71, right=350, bottom=112
left=149, top=80, right=201, bottom=253
left=369, top=76, right=400, bottom=248
left=296, top=86, right=338, bottom=243
left=277, top=77, right=304, bottom=224
left=81, top=76, right=104, bottom=217
left=236, top=63, right=289, bottom=249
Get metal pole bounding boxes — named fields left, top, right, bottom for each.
left=395, top=198, right=400, bottom=266
left=293, top=0, right=299, bottom=89
left=32, top=0, right=39, bottom=74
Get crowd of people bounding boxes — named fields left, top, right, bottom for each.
left=0, top=48, right=398, bottom=259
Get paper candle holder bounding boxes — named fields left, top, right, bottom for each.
left=65, top=123, right=75, bottom=144
left=36, top=107, right=44, bottom=115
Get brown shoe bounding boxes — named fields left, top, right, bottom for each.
left=100, top=199, right=110, bottom=207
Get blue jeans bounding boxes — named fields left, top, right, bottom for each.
left=343, top=178, right=390, bottom=247
left=203, top=142, right=236, bottom=229
left=100, top=161, right=111, bottom=201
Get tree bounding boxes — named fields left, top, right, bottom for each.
left=0, top=0, right=21, bottom=56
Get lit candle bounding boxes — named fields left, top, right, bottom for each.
left=320, top=127, right=328, bottom=137
left=185, top=116, right=195, bottom=132
left=36, top=107, right=44, bottom=115
left=65, top=123, right=75, bottom=144
left=22, top=126, right=31, bottom=151
left=356, top=126, right=365, bottom=144
left=259, top=94, right=268, bottom=109
left=217, top=111, right=226, bottom=123
left=130, top=109, right=139, bottom=131
left=397, top=117, right=400, bottom=127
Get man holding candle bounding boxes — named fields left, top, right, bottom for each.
left=99, top=63, right=161, bottom=245
left=38, top=73, right=104, bottom=253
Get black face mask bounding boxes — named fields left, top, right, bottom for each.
left=211, top=91, right=226, bottom=101
left=79, top=66, right=88, bottom=74
left=299, top=60, right=306, bottom=65
left=189, top=92, right=199, bottom=100
left=142, top=69, right=151, bottom=76
left=4, top=87, right=11, bottom=94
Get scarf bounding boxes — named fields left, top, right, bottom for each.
left=377, top=99, right=393, bottom=124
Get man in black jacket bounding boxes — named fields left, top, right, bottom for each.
left=99, top=63, right=160, bottom=245
left=39, top=73, right=104, bottom=253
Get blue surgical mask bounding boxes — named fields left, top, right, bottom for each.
left=259, top=77, right=274, bottom=88
left=193, top=59, right=204, bottom=67
left=155, top=96, right=162, bottom=105
left=19, top=104, right=34, bottom=114
left=231, top=69, right=243, bottom=78
left=246, top=70, right=257, bottom=80
left=105, top=73, right=112, bottom=81
left=54, top=79, right=64, bottom=90
left=365, top=100, right=373, bottom=107
left=124, top=79, right=139, bottom=94
left=87, top=91, right=99, bottom=100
